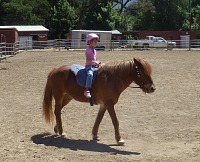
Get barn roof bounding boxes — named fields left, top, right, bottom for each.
left=0, top=25, right=49, bottom=32
left=111, top=30, right=122, bottom=35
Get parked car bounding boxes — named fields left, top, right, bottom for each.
left=134, top=36, right=176, bottom=48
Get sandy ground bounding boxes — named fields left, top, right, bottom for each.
left=0, top=49, right=200, bottom=162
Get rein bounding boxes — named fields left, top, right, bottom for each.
left=128, top=85, right=140, bottom=88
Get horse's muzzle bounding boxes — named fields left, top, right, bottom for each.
left=144, top=84, right=156, bottom=93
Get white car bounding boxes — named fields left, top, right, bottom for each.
left=135, top=36, right=176, bottom=48
left=156, top=37, right=176, bottom=48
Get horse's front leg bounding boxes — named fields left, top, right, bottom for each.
left=92, top=104, right=106, bottom=140
left=106, top=103, right=125, bottom=146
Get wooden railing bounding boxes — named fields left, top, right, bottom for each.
left=0, top=38, right=200, bottom=59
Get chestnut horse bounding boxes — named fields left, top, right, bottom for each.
left=42, top=58, right=155, bottom=145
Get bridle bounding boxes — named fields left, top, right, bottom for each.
left=128, top=65, right=145, bottom=89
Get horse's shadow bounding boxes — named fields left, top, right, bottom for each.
left=31, top=133, right=140, bottom=155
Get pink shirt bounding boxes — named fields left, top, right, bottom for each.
left=85, top=46, right=97, bottom=66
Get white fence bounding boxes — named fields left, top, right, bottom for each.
left=1, top=39, right=200, bottom=58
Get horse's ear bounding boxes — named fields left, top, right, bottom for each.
left=134, top=58, right=140, bottom=65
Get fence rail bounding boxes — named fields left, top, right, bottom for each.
left=1, top=39, right=200, bottom=58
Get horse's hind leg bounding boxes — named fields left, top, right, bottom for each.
left=92, top=104, right=106, bottom=140
left=54, top=95, right=71, bottom=135
left=54, top=99, right=63, bottom=135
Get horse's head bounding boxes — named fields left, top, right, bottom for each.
left=133, top=58, right=155, bottom=93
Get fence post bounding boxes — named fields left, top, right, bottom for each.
left=189, top=35, right=191, bottom=51
left=0, top=43, right=2, bottom=57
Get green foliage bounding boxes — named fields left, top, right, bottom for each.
left=181, top=2, right=200, bottom=31
left=152, top=0, right=175, bottom=30
left=123, top=0, right=200, bottom=31
left=47, top=0, right=77, bottom=38
left=0, top=0, right=200, bottom=38
left=2, top=0, right=50, bottom=25
left=84, top=2, right=121, bottom=30
left=191, top=5, right=200, bottom=30
left=119, top=14, right=136, bottom=31
left=124, top=0, right=155, bottom=30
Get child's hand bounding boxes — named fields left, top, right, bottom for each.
left=95, top=61, right=101, bottom=66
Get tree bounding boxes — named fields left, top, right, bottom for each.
left=1, top=0, right=199, bottom=37
left=47, top=0, right=77, bottom=38
left=2, top=0, right=50, bottom=25
left=84, top=2, right=122, bottom=30
left=124, top=0, right=155, bottom=30
left=151, top=0, right=182, bottom=30
left=0, top=0, right=12, bottom=25
left=113, top=0, right=132, bottom=13
left=72, top=0, right=106, bottom=29
left=123, top=0, right=192, bottom=31
left=183, top=5, right=200, bottom=31
left=192, top=5, right=200, bottom=30
left=67, top=0, right=125, bottom=31
left=192, top=0, right=200, bottom=7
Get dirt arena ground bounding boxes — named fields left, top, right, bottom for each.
left=0, top=49, right=200, bottom=162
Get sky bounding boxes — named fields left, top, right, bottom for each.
left=127, top=0, right=136, bottom=6
left=114, top=0, right=136, bottom=9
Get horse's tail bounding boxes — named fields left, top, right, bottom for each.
left=42, top=69, right=55, bottom=124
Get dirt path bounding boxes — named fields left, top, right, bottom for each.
left=0, top=50, right=200, bottom=162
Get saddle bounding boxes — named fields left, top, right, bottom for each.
left=70, top=64, right=98, bottom=106
left=70, top=64, right=98, bottom=87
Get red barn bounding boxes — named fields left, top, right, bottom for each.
left=0, top=25, right=49, bottom=44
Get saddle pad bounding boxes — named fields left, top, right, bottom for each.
left=70, top=64, right=98, bottom=87
left=70, top=64, right=85, bottom=76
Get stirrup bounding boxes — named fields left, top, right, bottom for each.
left=84, top=91, right=91, bottom=98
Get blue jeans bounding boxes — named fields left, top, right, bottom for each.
left=85, top=66, right=95, bottom=89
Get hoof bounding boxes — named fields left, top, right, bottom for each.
left=93, top=135, right=100, bottom=141
left=117, top=139, right=125, bottom=146
left=60, top=133, right=66, bottom=137
left=54, top=126, right=58, bottom=134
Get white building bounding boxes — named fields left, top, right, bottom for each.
left=71, top=30, right=114, bottom=50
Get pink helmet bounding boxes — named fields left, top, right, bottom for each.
left=86, top=33, right=99, bottom=44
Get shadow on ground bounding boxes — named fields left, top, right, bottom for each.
left=31, top=133, right=140, bottom=155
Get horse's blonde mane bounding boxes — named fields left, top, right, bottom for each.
left=101, top=58, right=152, bottom=76
left=98, top=60, right=134, bottom=89
left=101, top=60, right=133, bottom=76
left=98, top=58, right=152, bottom=89
left=139, top=58, right=153, bottom=75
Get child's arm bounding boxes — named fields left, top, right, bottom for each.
left=92, top=60, right=101, bottom=66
